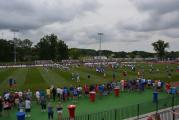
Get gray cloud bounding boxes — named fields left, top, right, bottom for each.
left=0, top=0, right=99, bottom=30
left=132, top=0, right=179, bottom=15
left=122, top=0, right=179, bottom=32
left=160, top=29, right=179, bottom=38
left=0, top=0, right=179, bottom=52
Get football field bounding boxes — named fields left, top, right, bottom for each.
left=0, top=63, right=179, bottom=120
left=0, top=63, right=178, bottom=92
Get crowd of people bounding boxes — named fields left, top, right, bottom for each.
left=0, top=63, right=177, bottom=120
left=0, top=77, right=171, bottom=120
left=0, top=88, right=63, bottom=120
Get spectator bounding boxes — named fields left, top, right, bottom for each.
left=0, top=96, right=3, bottom=116
left=56, top=102, right=63, bottom=120
left=40, top=96, right=46, bottom=112
left=59, top=88, right=63, bottom=101
left=73, top=88, right=78, bottom=100
left=52, top=87, right=57, bottom=101
left=165, top=82, right=171, bottom=93
left=157, top=80, right=162, bottom=91
left=13, top=79, right=16, bottom=87
left=57, top=87, right=61, bottom=100
left=9, top=78, right=13, bottom=88
left=18, top=98, right=24, bottom=112
left=77, top=85, right=82, bottom=96
left=35, top=90, right=40, bottom=104
left=63, top=87, right=68, bottom=101
left=46, top=88, right=51, bottom=101
left=84, top=84, right=89, bottom=96
left=3, top=100, right=11, bottom=116
left=48, top=103, right=54, bottom=120
left=25, top=98, right=31, bottom=118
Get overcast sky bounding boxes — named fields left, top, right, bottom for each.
left=0, top=0, right=179, bottom=52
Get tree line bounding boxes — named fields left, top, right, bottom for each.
left=0, top=34, right=178, bottom=62
left=0, top=34, right=68, bottom=62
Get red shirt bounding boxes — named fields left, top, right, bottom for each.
left=166, top=83, right=171, bottom=90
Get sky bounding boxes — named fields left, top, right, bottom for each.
left=0, top=0, right=179, bottom=52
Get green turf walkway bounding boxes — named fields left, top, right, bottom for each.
left=0, top=89, right=172, bottom=120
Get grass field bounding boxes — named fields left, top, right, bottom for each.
left=0, top=63, right=179, bottom=120
left=0, top=63, right=178, bottom=92
left=0, top=90, right=176, bottom=120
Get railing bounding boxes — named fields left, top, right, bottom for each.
left=62, top=94, right=179, bottom=120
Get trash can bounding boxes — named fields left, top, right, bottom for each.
left=170, top=87, right=176, bottom=94
left=16, top=112, right=25, bottom=120
left=89, top=91, right=96, bottom=102
left=153, top=92, right=158, bottom=103
left=67, top=105, right=76, bottom=120
left=147, top=116, right=153, bottom=120
left=114, top=87, right=120, bottom=96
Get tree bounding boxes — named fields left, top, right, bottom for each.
left=36, top=34, right=69, bottom=61
left=0, top=39, right=14, bottom=62
left=100, top=50, right=113, bottom=57
left=69, top=48, right=81, bottom=59
left=16, top=39, right=33, bottom=61
left=114, top=51, right=127, bottom=58
left=166, top=51, right=177, bottom=60
left=56, top=40, right=69, bottom=60
left=152, top=40, right=169, bottom=60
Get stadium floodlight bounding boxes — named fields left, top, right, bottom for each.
left=11, top=29, right=19, bottom=65
left=98, top=33, right=103, bottom=62
left=1, top=33, right=3, bottom=39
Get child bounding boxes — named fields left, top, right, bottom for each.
left=0, top=96, right=3, bottom=116
left=18, top=98, right=24, bottom=112
left=25, top=98, right=31, bottom=118
left=9, top=78, right=13, bottom=88
left=35, top=90, right=40, bottom=104
left=48, top=103, right=54, bottom=120
left=40, top=96, right=46, bottom=112
left=3, top=100, right=11, bottom=116
left=56, top=102, right=63, bottom=120
left=46, top=88, right=51, bottom=101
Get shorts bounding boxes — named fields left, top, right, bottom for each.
left=4, top=107, right=11, bottom=110
left=25, top=109, right=31, bottom=112
left=57, top=110, right=62, bottom=113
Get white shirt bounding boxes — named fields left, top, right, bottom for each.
left=59, top=88, right=63, bottom=95
left=18, top=92, right=23, bottom=97
left=148, top=80, right=151, bottom=84
left=158, top=81, right=161, bottom=87
left=25, top=100, right=31, bottom=109
left=35, top=91, right=40, bottom=98
left=57, top=88, right=60, bottom=94
left=77, top=87, right=82, bottom=91
left=4, top=93, right=10, bottom=100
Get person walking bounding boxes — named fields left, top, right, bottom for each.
left=25, top=98, right=31, bottom=118
left=0, top=96, right=3, bottom=116
left=40, top=96, right=46, bottom=112
left=46, top=88, right=51, bottom=101
left=35, top=90, right=40, bottom=104
left=52, top=87, right=56, bottom=101
left=56, top=102, right=63, bottom=120
left=48, top=103, right=54, bottom=120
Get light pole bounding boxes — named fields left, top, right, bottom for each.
left=98, top=33, right=103, bottom=62
left=11, top=29, right=19, bottom=64
left=1, top=33, right=3, bottom=39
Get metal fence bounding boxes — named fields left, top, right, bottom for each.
left=138, top=108, right=179, bottom=120
left=62, top=94, right=179, bottom=120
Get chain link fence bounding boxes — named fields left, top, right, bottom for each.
left=62, top=95, right=179, bottom=120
